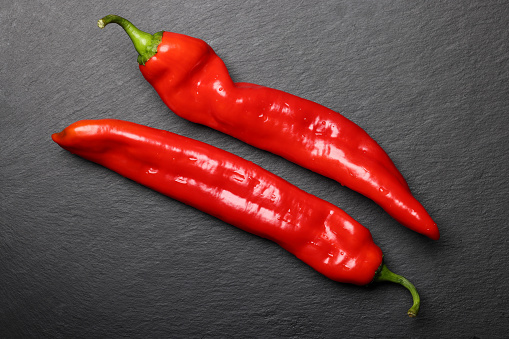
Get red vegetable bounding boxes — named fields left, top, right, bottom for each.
left=52, top=119, right=420, bottom=316
left=97, top=15, right=439, bottom=240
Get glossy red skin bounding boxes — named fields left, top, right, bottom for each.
left=139, top=32, right=439, bottom=240
left=52, top=119, right=383, bottom=285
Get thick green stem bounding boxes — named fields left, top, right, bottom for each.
left=374, top=263, right=420, bottom=317
left=97, top=14, right=163, bottom=65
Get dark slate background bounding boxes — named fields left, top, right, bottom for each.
left=1, top=1, right=508, bottom=338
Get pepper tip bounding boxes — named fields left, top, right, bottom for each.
left=427, top=224, right=440, bottom=241
left=51, top=132, right=63, bottom=145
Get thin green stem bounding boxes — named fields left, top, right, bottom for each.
left=374, top=263, right=420, bottom=317
left=97, top=14, right=162, bottom=65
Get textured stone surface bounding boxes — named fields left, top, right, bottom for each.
left=1, top=1, right=508, bottom=337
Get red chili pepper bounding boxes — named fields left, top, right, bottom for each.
left=52, top=119, right=421, bottom=316
left=97, top=15, right=439, bottom=240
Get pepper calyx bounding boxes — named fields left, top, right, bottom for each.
left=136, top=31, right=163, bottom=65
left=98, top=15, right=163, bottom=65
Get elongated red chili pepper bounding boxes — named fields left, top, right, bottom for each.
left=97, top=15, right=439, bottom=240
left=52, top=119, right=420, bottom=316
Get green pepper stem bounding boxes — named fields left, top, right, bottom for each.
left=97, top=14, right=163, bottom=65
left=374, top=263, right=420, bottom=317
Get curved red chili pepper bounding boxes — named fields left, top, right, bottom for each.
left=97, top=15, right=439, bottom=240
left=52, top=119, right=420, bottom=316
